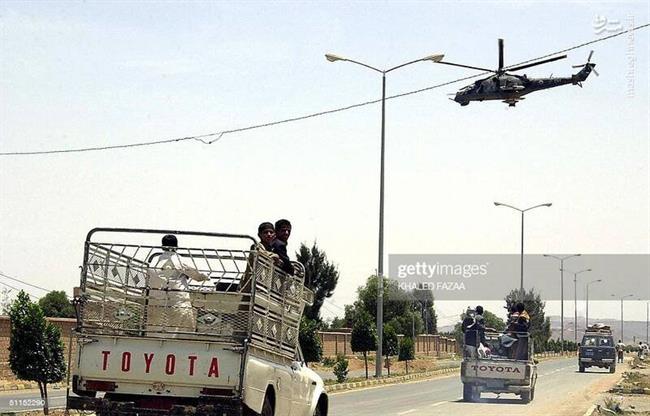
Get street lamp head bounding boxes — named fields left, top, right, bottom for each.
left=494, top=202, right=502, bottom=206
left=325, top=53, right=345, bottom=62
left=543, top=203, right=553, bottom=207
left=424, top=54, right=445, bottom=62
left=596, top=279, right=602, bottom=282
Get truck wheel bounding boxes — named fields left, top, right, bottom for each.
left=530, top=385, right=535, bottom=401
left=579, top=364, right=585, bottom=373
left=462, top=383, right=473, bottom=402
left=261, top=393, right=274, bottom=416
left=609, top=365, right=616, bottom=373
left=521, top=390, right=531, bottom=404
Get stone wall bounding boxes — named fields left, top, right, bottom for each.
left=0, top=316, right=76, bottom=381
left=319, top=331, right=458, bottom=358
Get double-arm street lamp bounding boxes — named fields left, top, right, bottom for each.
left=585, top=278, right=602, bottom=328
left=326, top=52, right=445, bottom=377
left=543, top=254, right=581, bottom=353
left=560, top=268, right=592, bottom=342
left=611, top=294, right=634, bottom=342
left=494, top=202, right=552, bottom=294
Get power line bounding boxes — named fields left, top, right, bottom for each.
left=0, top=271, right=52, bottom=293
left=1, top=23, right=647, bottom=157
left=0, top=281, right=43, bottom=301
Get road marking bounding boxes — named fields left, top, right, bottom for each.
left=397, top=409, right=417, bottom=415
left=582, top=404, right=597, bottom=416
left=429, top=401, right=447, bottom=407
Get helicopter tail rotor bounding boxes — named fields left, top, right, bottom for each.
left=572, top=50, right=599, bottom=76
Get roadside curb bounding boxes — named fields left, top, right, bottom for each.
left=325, top=366, right=460, bottom=393
left=0, top=382, right=65, bottom=392
left=609, top=387, right=650, bottom=395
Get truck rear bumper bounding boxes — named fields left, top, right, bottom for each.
left=67, top=395, right=244, bottom=416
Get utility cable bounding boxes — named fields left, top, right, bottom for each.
left=0, top=271, right=53, bottom=293
left=0, top=23, right=647, bottom=157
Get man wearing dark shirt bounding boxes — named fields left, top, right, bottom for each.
left=271, top=219, right=294, bottom=275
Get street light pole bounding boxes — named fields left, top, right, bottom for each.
left=544, top=254, right=581, bottom=354
left=494, top=202, right=552, bottom=295
left=326, top=52, right=444, bottom=378
left=611, top=294, right=634, bottom=342
left=585, top=279, right=602, bottom=328
left=562, top=268, right=592, bottom=343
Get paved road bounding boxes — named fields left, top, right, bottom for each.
left=0, top=387, right=67, bottom=413
left=329, top=357, right=621, bottom=416
left=0, top=358, right=621, bottom=415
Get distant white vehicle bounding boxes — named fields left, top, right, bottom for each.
left=66, top=228, right=328, bottom=416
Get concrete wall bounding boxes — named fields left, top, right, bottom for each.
left=319, top=331, right=458, bottom=358
left=0, top=316, right=76, bottom=381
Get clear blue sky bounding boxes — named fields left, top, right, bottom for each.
left=1, top=1, right=648, bottom=325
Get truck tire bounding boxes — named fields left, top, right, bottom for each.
left=462, top=383, right=473, bottom=402
left=530, top=385, right=536, bottom=401
left=609, top=365, right=616, bottom=373
left=579, top=364, right=585, bottom=373
left=521, top=390, right=531, bottom=404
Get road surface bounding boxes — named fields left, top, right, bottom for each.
left=329, top=357, right=621, bottom=416
left=0, top=386, right=67, bottom=413
left=0, top=358, right=621, bottom=415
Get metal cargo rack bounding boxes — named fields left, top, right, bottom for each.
left=76, top=228, right=313, bottom=359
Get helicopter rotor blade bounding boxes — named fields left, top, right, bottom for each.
left=498, top=39, right=504, bottom=72
left=436, top=61, right=495, bottom=73
left=592, top=68, right=599, bottom=76
left=587, top=50, right=594, bottom=63
left=506, top=54, right=567, bottom=72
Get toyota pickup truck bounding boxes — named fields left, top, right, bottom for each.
left=66, top=228, right=328, bottom=416
left=461, top=330, right=537, bottom=403
left=579, top=324, right=616, bottom=373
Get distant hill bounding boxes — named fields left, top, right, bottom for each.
left=547, top=316, right=648, bottom=344
left=439, top=316, right=649, bottom=344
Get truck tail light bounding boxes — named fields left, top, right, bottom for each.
left=85, top=380, right=117, bottom=392
left=200, top=387, right=232, bottom=396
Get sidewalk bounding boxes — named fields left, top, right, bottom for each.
left=315, top=358, right=461, bottom=381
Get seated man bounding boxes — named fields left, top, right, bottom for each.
left=271, top=219, right=295, bottom=275
left=147, top=235, right=209, bottom=335
left=240, top=222, right=282, bottom=292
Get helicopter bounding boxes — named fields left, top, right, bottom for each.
left=438, top=39, right=597, bottom=107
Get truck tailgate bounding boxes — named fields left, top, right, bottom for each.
left=76, top=335, right=241, bottom=392
left=463, top=359, right=527, bottom=380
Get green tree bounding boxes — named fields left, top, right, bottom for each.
left=38, top=290, right=75, bottom=318
left=505, top=288, right=552, bottom=352
left=452, top=308, right=506, bottom=346
left=398, top=337, right=415, bottom=374
left=382, top=324, right=399, bottom=376
left=296, top=243, right=339, bottom=321
left=413, top=287, right=438, bottom=334
left=8, top=291, right=66, bottom=415
left=350, top=309, right=377, bottom=379
left=299, top=316, right=323, bottom=364
left=356, top=276, right=431, bottom=336
left=333, top=355, right=349, bottom=383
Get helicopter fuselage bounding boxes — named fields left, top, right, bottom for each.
left=454, top=63, right=595, bottom=106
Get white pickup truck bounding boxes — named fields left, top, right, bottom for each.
left=66, top=228, right=328, bottom=416
left=461, top=331, right=537, bottom=403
